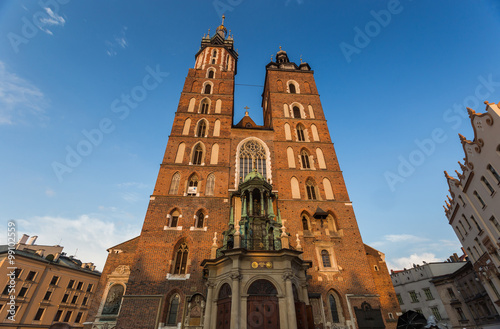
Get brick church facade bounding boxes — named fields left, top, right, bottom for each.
left=86, top=18, right=400, bottom=329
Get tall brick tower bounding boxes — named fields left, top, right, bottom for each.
left=87, top=18, right=400, bottom=329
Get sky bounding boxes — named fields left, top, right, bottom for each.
left=1, top=0, right=500, bottom=272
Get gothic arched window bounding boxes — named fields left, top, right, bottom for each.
left=173, top=243, right=189, bottom=274
left=102, top=284, right=124, bottom=315
left=192, top=144, right=204, bottom=165
left=321, top=250, right=331, bottom=267
left=187, top=174, right=198, bottom=195
left=208, top=70, right=214, bottom=79
left=169, top=172, right=180, bottom=195
left=200, top=99, right=209, bottom=114
left=297, top=124, right=306, bottom=141
left=169, top=209, right=180, bottom=227
left=196, top=120, right=207, bottom=137
left=205, top=173, right=215, bottom=196
left=301, top=150, right=310, bottom=169
left=302, top=216, right=309, bottom=231
left=329, top=294, right=340, bottom=323
left=289, top=83, right=296, bottom=94
left=238, top=140, right=267, bottom=181
left=204, top=84, right=212, bottom=94
left=293, top=106, right=301, bottom=118
left=306, top=179, right=317, bottom=200
left=195, top=210, right=204, bottom=228
left=166, top=294, right=180, bottom=325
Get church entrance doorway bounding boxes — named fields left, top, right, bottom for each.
left=247, top=279, right=280, bottom=329
left=216, top=283, right=232, bottom=329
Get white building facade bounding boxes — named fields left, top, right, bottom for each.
left=444, top=101, right=500, bottom=314
left=391, top=262, right=467, bottom=328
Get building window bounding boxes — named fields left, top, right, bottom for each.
left=481, top=176, right=495, bottom=194
left=301, top=150, right=310, bottom=169
left=409, top=291, right=419, bottom=303
left=293, top=106, right=301, bottom=118
left=388, top=313, right=394, bottom=320
left=238, top=139, right=268, bottom=181
left=200, top=99, right=209, bottom=114
left=447, top=287, right=456, bottom=299
left=289, top=83, right=296, bottom=94
left=87, top=283, right=93, bottom=292
left=26, top=271, right=37, bottom=281
left=75, top=312, right=83, bottom=323
left=64, top=311, right=73, bottom=322
left=396, top=294, right=403, bottom=305
left=458, top=195, right=466, bottom=206
left=61, top=293, right=69, bottom=303
left=71, top=295, right=78, bottom=304
left=430, top=307, right=442, bottom=321
left=76, top=281, right=83, bottom=290
left=455, top=225, right=464, bottom=240
left=82, top=296, right=88, bottom=306
left=18, top=287, right=28, bottom=298
left=192, top=144, right=204, bottom=165
left=306, top=179, right=317, bottom=200
left=423, top=288, right=434, bottom=300
left=328, top=294, right=340, bottom=323
left=2, top=285, right=9, bottom=295
left=459, top=220, right=467, bottom=235
left=169, top=210, right=180, bottom=227
left=169, top=172, right=181, bottom=195
left=173, top=243, right=189, bottom=274
left=205, top=173, right=215, bottom=196
left=296, top=124, right=306, bottom=141
left=67, top=279, right=75, bottom=289
left=490, top=216, right=500, bottom=233
left=321, top=250, right=331, bottom=267
left=208, top=70, right=214, bottom=79
left=54, top=310, right=63, bottom=322
left=167, top=294, right=180, bottom=325
left=471, top=215, right=481, bottom=231
left=473, top=191, right=486, bottom=208
left=34, top=308, right=45, bottom=321
left=302, top=216, right=309, bottom=231
left=50, top=276, right=59, bottom=285
left=203, top=84, right=211, bottom=94
left=187, top=174, right=199, bottom=195
left=374, top=265, right=379, bottom=272
left=43, top=290, right=52, bottom=301
left=102, top=284, right=124, bottom=315
left=455, top=307, right=467, bottom=320
left=195, top=210, right=205, bottom=228
left=462, top=215, right=472, bottom=229
left=487, top=164, right=500, bottom=184
left=488, top=280, right=500, bottom=300
left=196, top=120, right=207, bottom=137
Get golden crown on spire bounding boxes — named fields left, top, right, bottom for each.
left=216, top=15, right=227, bottom=35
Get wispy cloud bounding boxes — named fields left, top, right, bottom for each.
left=106, top=26, right=128, bottom=57
left=385, top=234, right=429, bottom=243
left=10, top=213, right=140, bottom=271
left=45, top=188, right=55, bottom=197
left=38, top=7, right=66, bottom=35
left=0, top=61, right=48, bottom=125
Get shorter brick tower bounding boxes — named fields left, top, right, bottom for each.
left=86, top=18, right=400, bottom=329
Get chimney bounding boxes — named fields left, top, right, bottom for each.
left=36, top=249, right=45, bottom=257
left=18, top=234, right=29, bottom=245
left=27, top=235, right=38, bottom=245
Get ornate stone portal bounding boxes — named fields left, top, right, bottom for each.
left=202, top=170, right=312, bottom=329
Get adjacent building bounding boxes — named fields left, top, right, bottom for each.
left=432, top=261, right=500, bottom=328
left=391, top=261, right=467, bottom=328
left=444, top=101, right=500, bottom=314
left=0, top=234, right=100, bottom=328
left=86, top=18, right=400, bottom=329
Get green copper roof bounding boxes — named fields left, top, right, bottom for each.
left=244, top=168, right=265, bottom=182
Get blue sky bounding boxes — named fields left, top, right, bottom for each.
left=1, top=0, right=500, bottom=271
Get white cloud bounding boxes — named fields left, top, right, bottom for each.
left=105, top=26, right=128, bottom=57
left=0, top=61, right=48, bottom=125
left=387, top=252, right=442, bottom=271
left=38, top=7, right=66, bottom=35
left=10, top=214, right=140, bottom=271
left=385, top=234, right=429, bottom=243
left=45, top=188, right=55, bottom=197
